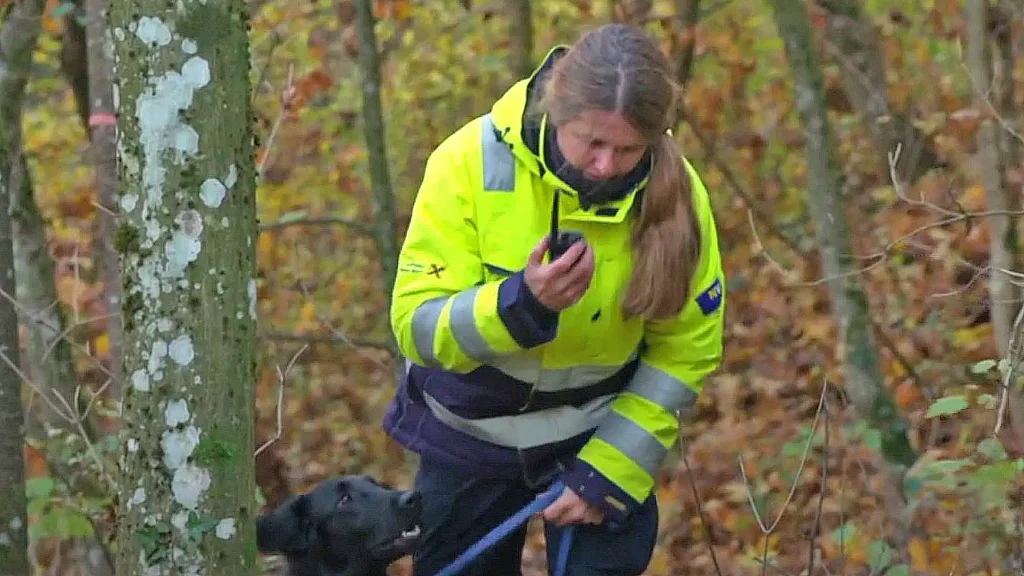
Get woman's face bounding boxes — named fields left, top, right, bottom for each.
left=555, top=110, right=648, bottom=181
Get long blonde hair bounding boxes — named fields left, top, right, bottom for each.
left=538, top=24, right=701, bottom=320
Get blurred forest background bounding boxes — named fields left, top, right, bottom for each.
left=3, top=0, right=1024, bottom=574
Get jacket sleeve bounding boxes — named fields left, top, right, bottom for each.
left=390, top=129, right=558, bottom=374
left=560, top=160, right=725, bottom=524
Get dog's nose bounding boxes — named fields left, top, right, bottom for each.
left=398, top=490, right=421, bottom=510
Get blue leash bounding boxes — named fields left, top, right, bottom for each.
left=433, top=481, right=576, bottom=576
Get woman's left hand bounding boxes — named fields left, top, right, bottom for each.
left=542, top=487, right=605, bottom=527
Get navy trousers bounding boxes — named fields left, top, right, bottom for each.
left=411, top=458, right=659, bottom=576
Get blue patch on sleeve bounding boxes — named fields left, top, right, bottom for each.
left=695, top=277, right=723, bottom=315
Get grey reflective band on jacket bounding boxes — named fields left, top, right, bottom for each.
left=591, top=411, right=665, bottom=476
left=411, top=289, right=504, bottom=367
left=489, top=348, right=640, bottom=392
left=422, top=390, right=617, bottom=449
left=417, top=359, right=700, bottom=453
left=627, top=362, right=699, bottom=414
left=481, top=114, right=515, bottom=192
left=411, top=296, right=445, bottom=367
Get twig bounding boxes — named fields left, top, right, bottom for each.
left=296, top=281, right=394, bottom=370
left=682, top=112, right=805, bottom=257
left=0, top=346, right=116, bottom=491
left=251, top=28, right=284, bottom=108
left=0, top=285, right=119, bottom=383
left=807, top=392, right=831, bottom=576
left=679, top=437, right=724, bottom=576
left=0, top=344, right=75, bottom=421
left=256, top=62, right=294, bottom=182
left=994, top=302, right=1024, bottom=435
left=739, top=380, right=829, bottom=534
left=258, top=215, right=376, bottom=237
left=958, top=48, right=1024, bottom=146
left=41, top=312, right=118, bottom=364
left=255, top=343, right=308, bottom=458
left=259, top=329, right=391, bottom=351
left=887, top=143, right=961, bottom=219
left=49, top=385, right=116, bottom=490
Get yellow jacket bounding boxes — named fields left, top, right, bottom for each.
left=383, top=46, right=725, bottom=522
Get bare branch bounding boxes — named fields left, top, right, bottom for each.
left=256, top=62, right=294, bottom=182
left=0, top=346, right=116, bottom=491
left=739, top=380, right=829, bottom=534
left=958, top=46, right=1024, bottom=146
left=258, top=329, right=391, bottom=351
left=679, top=435, right=724, bottom=576
left=994, top=303, right=1024, bottom=435
left=295, top=280, right=395, bottom=369
left=807, top=391, right=830, bottom=576
left=255, top=343, right=308, bottom=458
left=258, top=215, right=376, bottom=237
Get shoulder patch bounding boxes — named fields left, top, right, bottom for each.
left=695, top=277, right=723, bottom=315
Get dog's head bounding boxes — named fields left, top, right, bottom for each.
left=256, top=474, right=422, bottom=576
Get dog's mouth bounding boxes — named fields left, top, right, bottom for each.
left=372, top=523, right=422, bottom=560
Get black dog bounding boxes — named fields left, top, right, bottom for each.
left=256, top=474, right=422, bottom=576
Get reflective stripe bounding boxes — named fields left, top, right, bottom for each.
left=411, top=296, right=446, bottom=366
left=628, top=362, right=698, bottom=413
left=422, top=390, right=616, bottom=449
left=592, top=411, right=666, bottom=476
left=481, top=114, right=515, bottom=192
left=489, top=348, right=640, bottom=391
left=448, top=286, right=500, bottom=361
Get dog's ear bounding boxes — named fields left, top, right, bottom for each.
left=256, top=493, right=316, bottom=554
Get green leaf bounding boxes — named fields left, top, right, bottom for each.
left=971, top=359, right=997, bottom=373
left=887, top=564, right=911, bottom=576
left=926, top=395, right=969, bottom=418
left=25, top=477, right=56, bottom=500
left=831, top=522, right=856, bottom=545
left=903, top=475, right=924, bottom=497
left=977, top=438, right=1007, bottom=460
left=868, top=539, right=894, bottom=573
left=51, top=1, right=75, bottom=17
left=978, top=394, right=997, bottom=408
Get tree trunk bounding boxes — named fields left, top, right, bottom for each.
left=966, top=0, right=1020, bottom=357
left=85, top=0, right=123, bottom=395
left=10, top=154, right=92, bottom=440
left=815, top=0, right=941, bottom=183
left=59, top=0, right=90, bottom=129
left=766, top=0, right=917, bottom=470
left=108, top=0, right=259, bottom=571
left=0, top=0, right=45, bottom=571
left=507, top=0, right=533, bottom=79
left=0, top=152, right=28, bottom=576
left=354, top=0, right=400, bottom=360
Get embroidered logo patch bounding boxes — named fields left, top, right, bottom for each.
left=695, top=277, right=723, bottom=315
left=398, top=262, right=424, bottom=274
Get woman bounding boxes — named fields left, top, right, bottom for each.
left=382, top=23, right=725, bottom=576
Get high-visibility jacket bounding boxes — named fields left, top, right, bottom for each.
left=382, top=46, right=725, bottom=523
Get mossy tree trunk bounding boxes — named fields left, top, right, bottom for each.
left=815, top=0, right=941, bottom=183
left=108, top=0, right=259, bottom=572
left=766, top=0, right=917, bottom=470
left=0, top=0, right=46, bottom=572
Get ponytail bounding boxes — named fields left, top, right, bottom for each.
left=621, top=133, right=701, bottom=320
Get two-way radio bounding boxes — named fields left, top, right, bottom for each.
left=548, top=190, right=585, bottom=261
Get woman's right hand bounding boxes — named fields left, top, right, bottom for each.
left=524, top=235, right=595, bottom=312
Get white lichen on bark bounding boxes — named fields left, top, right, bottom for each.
left=110, top=0, right=258, bottom=568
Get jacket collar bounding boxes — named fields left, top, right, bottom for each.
left=488, top=46, right=647, bottom=225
